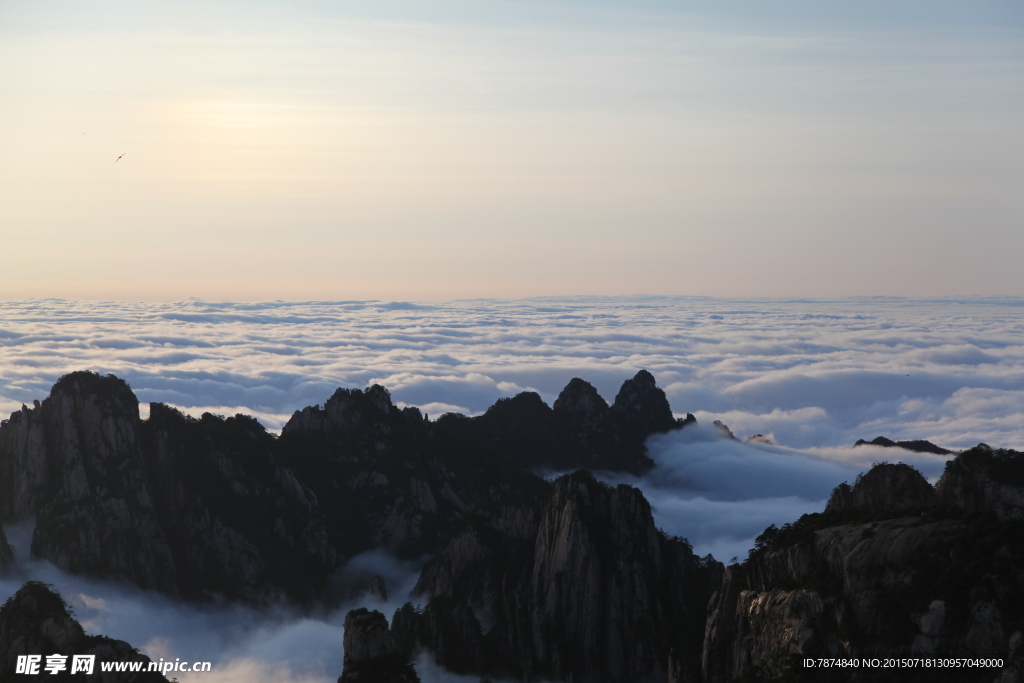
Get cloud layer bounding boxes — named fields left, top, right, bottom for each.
left=2, top=296, right=1022, bottom=449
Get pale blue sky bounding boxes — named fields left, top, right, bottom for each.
left=1, top=0, right=1022, bottom=299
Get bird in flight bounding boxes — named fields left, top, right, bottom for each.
left=115, top=153, right=125, bottom=162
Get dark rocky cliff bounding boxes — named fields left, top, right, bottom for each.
left=277, top=383, right=549, bottom=563
left=936, top=444, right=1024, bottom=521
left=0, top=374, right=179, bottom=594
left=0, top=373, right=335, bottom=602
left=552, top=372, right=695, bottom=472
left=388, top=471, right=723, bottom=682
left=338, top=608, right=419, bottom=683
left=140, top=403, right=337, bottom=602
left=0, top=581, right=167, bottom=682
left=0, top=526, right=13, bottom=572
left=703, top=448, right=1024, bottom=683
left=0, top=370, right=691, bottom=604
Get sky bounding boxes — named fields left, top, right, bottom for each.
left=1, top=0, right=1023, bottom=299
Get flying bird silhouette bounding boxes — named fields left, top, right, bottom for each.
left=115, top=153, right=125, bottom=162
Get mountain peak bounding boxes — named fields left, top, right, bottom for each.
left=611, top=369, right=677, bottom=435
left=825, top=462, right=935, bottom=514
left=553, top=377, right=610, bottom=424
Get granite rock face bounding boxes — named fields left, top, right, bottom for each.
left=394, top=471, right=722, bottom=683
left=703, top=450, right=1024, bottom=683
left=338, top=608, right=419, bottom=683
left=0, top=374, right=179, bottom=594
left=0, top=581, right=167, bottom=683
left=0, top=373, right=334, bottom=602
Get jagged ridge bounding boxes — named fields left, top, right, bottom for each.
left=0, top=370, right=691, bottom=604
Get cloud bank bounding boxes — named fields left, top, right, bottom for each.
left=1, top=297, right=1021, bottom=449
left=601, top=423, right=951, bottom=564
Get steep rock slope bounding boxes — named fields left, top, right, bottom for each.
left=0, top=374, right=178, bottom=594
left=703, top=449, right=1024, bottom=683
left=391, top=471, right=722, bottom=683
left=0, top=581, right=167, bottom=682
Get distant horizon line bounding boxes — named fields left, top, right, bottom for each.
left=3, top=294, right=1024, bottom=306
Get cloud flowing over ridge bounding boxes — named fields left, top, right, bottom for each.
left=604, top=422, right=952, bottom=564
left=2, top=296, right=1022, bottom=449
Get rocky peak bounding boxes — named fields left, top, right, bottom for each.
left=825, top=462, right=935, bottom=514
left=365, top=384, right=393, bottom=416
left=0, top=372, right=178, bottom=594
left=480, top=392, right=553, bottom=428
left=553, top=378, right=610, bottom=427
left=40, top=372, right=144, bottom=489
left=343, top=608, right=395, bottom=662
left=611, top=370, right=677, bottom=436
left=0, top=582, right=86, bottom=656
left=0, top=581, right=168, bottom=682
left=339, top=608, right=419, bottom=683
left=282, top=384, right=399, bottom=436
left=712, top=420, right=735, bottom=439
left=937, top=445, right=1024, bottom=520
left=50, top=371, right=140, bottom=418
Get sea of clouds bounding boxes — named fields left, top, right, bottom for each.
left=1, top=296, right=1023, bottom=681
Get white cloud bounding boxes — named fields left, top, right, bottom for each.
left=598, top=424, right=862, bottom=562
left=2, top=296, right=1020, bottom=446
